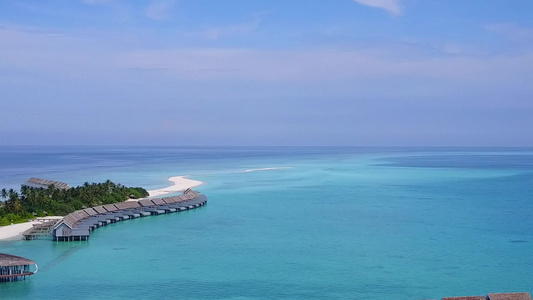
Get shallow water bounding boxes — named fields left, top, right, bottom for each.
left=1, top=147, right=532, bottom=299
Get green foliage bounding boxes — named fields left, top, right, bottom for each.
left=0, top=217, right=9, bottom=226
left=0, top=180, right=149, bottom=224
left=0, top=213, right=30, bottom=225
left=128, top=187, right=149, bottom=198
left=53, top=203, right=75, bottom=216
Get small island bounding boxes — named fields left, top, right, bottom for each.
left=0, top=177, right=207, bottom=241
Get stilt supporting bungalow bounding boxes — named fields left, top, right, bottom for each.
left=0, top=253, right=38, bottom=282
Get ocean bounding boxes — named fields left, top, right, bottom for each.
left=0, top=146, right=532, bottom=299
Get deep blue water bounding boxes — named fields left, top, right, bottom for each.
left=0, top=147, right=532, bottom=299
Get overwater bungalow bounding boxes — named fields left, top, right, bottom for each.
left=51, top=190, right=207, bottom=241
left=0, top=253, right=38, bottom=282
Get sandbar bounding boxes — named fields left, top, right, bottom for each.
left=147, top=176, right=204, bottom=197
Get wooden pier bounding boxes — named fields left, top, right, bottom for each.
left=0, top=253, right=38, bottom=282
left=22, top=219, right=60, bottom=240
left=52, top=190, right=207, bottom=241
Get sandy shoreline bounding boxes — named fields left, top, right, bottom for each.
left=146, top=176, right=204, bottom=197
left=0, top=216, right=63, bottom=241
left=0, top=176, right=204, bottom=241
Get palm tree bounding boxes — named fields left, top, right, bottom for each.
left=5, top=189, right=19, bottom=213
left=1, top=188, right=7, bottom=200
left=21, top=186, right=38, bottom=212
left=34, top=188, right=47, bottom=208
left=20, top=185, right=28, bottom=197
left=13, top=199, right=23, bottom=215
left=7, top=189, right=17, bottom=199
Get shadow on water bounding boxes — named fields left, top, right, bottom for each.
left=40, top=243, right=85, bottom=271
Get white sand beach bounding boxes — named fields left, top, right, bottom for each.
left=147, top=176, right=204, bottom=197
left=0, top=216, right=63, bottom=241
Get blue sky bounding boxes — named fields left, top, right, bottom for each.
left=1, top=0, right=532, bottom=146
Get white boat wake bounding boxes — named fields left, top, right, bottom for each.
left=241, top=167, right=293, bottom=173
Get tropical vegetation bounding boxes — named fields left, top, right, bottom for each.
left=0, top=180, right=148, bottom=226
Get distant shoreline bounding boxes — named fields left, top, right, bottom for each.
left=0, top=175, right=205, bottom=241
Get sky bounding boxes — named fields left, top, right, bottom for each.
left=0, top=0, right=532, bottom=146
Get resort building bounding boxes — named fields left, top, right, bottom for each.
left=0, top=253, right=38, bottom=282
left=51, top=190, right=207, bottom=241
left=23, top=178, right=71, bottom=190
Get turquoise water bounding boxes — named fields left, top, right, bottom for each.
left=1, top=147, right=532, bottom=299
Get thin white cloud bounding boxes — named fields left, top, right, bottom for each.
left=146, top=0, right=175, bottom=21
left=2, top=25, right=533, bottom=105
left=485, top=23, right=533, bottom=41
left=353, top=0, right=402, bottom=15
left=81, top=0, right=109, bottom=4
left=119, top=47, right=533, bottom=90
left=203, top=19, right=261, bottom=40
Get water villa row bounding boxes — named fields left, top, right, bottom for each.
left=441, top=293, right=531, bottom=300
left=50, top=190, right=207, bottom=241
left=0, top=253, right=38, bottom=282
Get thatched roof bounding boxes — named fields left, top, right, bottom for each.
left=102, top=204, right=118, bottom=212
left=93, top=206, right=107, bottom=214
left=138, top=199, right=154, bottom=207
left=83, top=208, right=98, bottom=216
left=442, top=294, right=532, bottom=300
left=488, top=293, right=532, bottom=300
left=162, top=197, right=174, bottom=204
left=0, top=253, right=36, bottom=267
left=126, top=201, right=141, bottom=208
left=442, top=297, right=486, bottom=300
left=24, top=178, right=70, bottom=190
left=61, top=215, right=77, bottom=228
left=73, top=210, right=90, bottom=219
left=114, top=202, right=140, bottom=210
left=152, top=198, right=166, bottom=205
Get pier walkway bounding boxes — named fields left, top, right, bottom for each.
left=22, top=219, right=61, bottom=240
left=52, top=190, right=207, bottom=241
